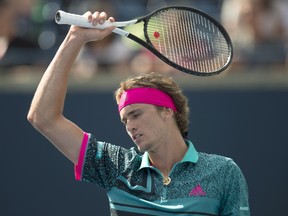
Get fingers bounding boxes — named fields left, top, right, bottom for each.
left=69, top=11, right=115, bottom=44
left=85, top=11, right=112, bottom=26
left=108, top=17, right=115, bottom=23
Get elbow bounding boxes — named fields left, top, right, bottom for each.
left=27, top=110, right=50, bottom=132
left=27, top=109, right=62, bottom=133
left=27, top=110, right=42, bottom=130
left=27, top=110, right=36, bottom=125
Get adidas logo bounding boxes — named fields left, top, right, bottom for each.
left=189, top=184, right=206, bottom=197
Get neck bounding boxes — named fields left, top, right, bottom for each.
left=148, top=136, right=188, bottom=177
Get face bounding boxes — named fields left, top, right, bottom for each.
left=120, top=104, right=170, bottom=153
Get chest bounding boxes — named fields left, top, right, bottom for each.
left=114, top=162, right=224, bottom=202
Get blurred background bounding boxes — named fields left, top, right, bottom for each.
left=0, top=0, right=287, bottom=215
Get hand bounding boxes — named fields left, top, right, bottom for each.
left=68, top=11, right=115, bottom=44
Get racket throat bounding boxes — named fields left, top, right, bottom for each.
left=113, top=28, right=129, bottom=36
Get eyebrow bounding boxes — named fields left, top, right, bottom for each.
left=121, top=108, right=141, bottom=123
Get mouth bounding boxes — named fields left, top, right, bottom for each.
left=133, top=134, right=143, bottom=142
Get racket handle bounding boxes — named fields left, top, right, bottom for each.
left=55, top=10, right=113, bottom=29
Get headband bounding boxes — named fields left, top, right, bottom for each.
left=118, top=87, right=177, bottom=112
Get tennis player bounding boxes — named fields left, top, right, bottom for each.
left=28, top=11, right=250, bottom=215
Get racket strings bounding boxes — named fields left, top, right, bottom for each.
left=146, top=9, right=231, bottom=73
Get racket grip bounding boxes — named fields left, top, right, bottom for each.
left=55, top=10, right=113, bottom=29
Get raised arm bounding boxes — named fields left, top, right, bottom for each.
left=27, top=11, right=115, bottom=164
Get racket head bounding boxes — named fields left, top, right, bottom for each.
left=141, top=6, right=233, bottom=76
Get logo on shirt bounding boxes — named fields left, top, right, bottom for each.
left=189, top=184, right=206, bottom=197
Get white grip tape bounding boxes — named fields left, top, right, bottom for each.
left=55, top=10, right=113, bottom=29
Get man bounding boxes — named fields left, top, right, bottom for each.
left=27, top=11, right=250, bottom=216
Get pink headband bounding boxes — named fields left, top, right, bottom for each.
left=118, top=87, right=177, bottom=112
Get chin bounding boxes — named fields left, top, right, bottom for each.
left=135, top=143, right=147, bottom=153
left=135, top=139, right=151, bottom=153
left=137, top=146, right=145, bottom=153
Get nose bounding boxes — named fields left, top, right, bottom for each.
left=126, top=120, right=136, bottom=134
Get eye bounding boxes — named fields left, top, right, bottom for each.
left=121, top=109, right=142, bottom=126
left=132, top=112, right=141, bottom=119
left=132, top=113, right=139, bottom=118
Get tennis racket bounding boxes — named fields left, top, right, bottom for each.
left=55, top=6, right=233, bottom=76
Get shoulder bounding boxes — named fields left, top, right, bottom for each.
left=90, top=133, right=142, bottom=160
left=199, top=152, right=236, bottom=165
left=197, top=152, right=243, bottom=176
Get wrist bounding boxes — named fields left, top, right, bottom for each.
left=65, top=29, right=86, bottom=47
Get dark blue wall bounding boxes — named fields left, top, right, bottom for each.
left=1, top=89, right=287, bottom=215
